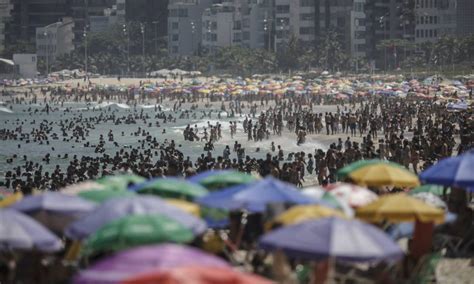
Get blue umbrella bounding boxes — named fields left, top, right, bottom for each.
left=65, top=195, right=206, bottom=240
left=259, top=217, right=403, bottom=262
left=0, top=209, right=62, bottom=252
left=10, top=192, right=96, bottom=233
left=197, top=177, right=318, bottom=213
left=386, top=212, right=457, bottom=240
left=420, top=150, right=474, bottom=187
left=10, top=192, right=96, bottom=214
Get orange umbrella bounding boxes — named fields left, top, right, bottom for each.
left=121, top=266, right=272, bottom=284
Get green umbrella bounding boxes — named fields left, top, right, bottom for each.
left=78, top=189, right=136, bottom=203
left=199, top=172, right=258, bottom=190
left=337, top=159, right=404, bottom=180
left=134, top=178, right=209, bottom=201
left=97, top=174, right=146, bottom=191
left=409, top=184, right=450, bottom=196
left=82, top=214, right=194, bottom=256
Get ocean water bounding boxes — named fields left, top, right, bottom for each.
left=0, top=101, right=329, bottom=182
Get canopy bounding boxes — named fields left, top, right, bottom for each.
left=420, top=150, right=474, bottom=188
left=82, top=215, right=195, bottom=256
left=65, top=196, right=206, bottom=240
left=259, top=217, right=403, bottom=262
left=348, top=163, right=420, bottom=188
left=356, top=193, right=445, bottom=223
left=73, top=244, right=229, bottom=284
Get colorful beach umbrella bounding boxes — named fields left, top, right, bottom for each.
left=65, top=196, right=206, bottom=240
left=10, top=192, right=96, bottom=233
left=164, top=199, right=200, bottom=217
left=122, top=266, right=272, bottom=284
left=420, top=150, right=474, bottom=187
left=78, top=189, right=136, bottom=204
left=0, top=209, right=63, bottom=252
left=348, top=163, right=420, bottom=188
left=412, top=192, right=447, bottom=209
left=97, top=174, right=146, bottom=191
left=409, top=184, right=449, bottom=196
left=356, top=193, right=445, bottom=223
left=73, top=244, right=229, bottom=284
left=82, top=215, right=195, bottom=256
left=130, top=178, right=208, bottom=201
left=272, top=205, right=346, bottom=226
left=189, top=170, right=258, bottom=190
left=232, top=177, right=317, bottom=210
left=0, top=192, right=23, bottom=208
left=61, top=181, right=107, bottom=195
left=325, top=183, right=378, bottom=208
left=259, top=217, right=403, bottom=262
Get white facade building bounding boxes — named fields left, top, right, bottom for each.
left=415, top=0, right=457, bottom=43
left=350, top=0, right=367, bottom=58
left=202, top=2, right=241, bottom=53
left=275, top=0, right=316, bottom=50
left=36, top=18, right=75, bottom=62
left=168, top=0, right=212, bottom=56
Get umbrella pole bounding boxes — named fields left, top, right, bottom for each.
left=411, top=220, right=434, bottom=259
left=311, top=259, right=330, bottom=284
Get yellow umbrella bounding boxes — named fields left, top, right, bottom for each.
left=348, top=163, right=420, bottom=188
left=165, top=198, right=200, bottom=217
left=356, top=193, right=445, bottom=224
left=0, top=192, right=23, bottom=207
left=272, top=205, right=346, bottom=226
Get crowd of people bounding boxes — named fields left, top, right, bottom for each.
left=1, top=80, right=472, bottom=193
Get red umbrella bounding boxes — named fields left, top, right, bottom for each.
left=121, top=266, right=272, bottom=284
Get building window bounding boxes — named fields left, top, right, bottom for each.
left=416, top=29, right=419, bottom=37
left=434, top=29, right=437, bottom=37
left=172, top=34, right=179, bottom=41
left=243, top=31, right=250, bottom=40
left=172, top=22, right=179, bottom=29
left=300, top=0, right=314, bottom=7
left=276, top=5, right=290, bottom=13
left=429, top=29, right=433, bottom=37
left=300, top=13, right=314, bottom=21
left=434, top=16, right=438, bottom=24
left=172, top=46, right=178, bottom=53
left=299, top=27, right=315, bottom=35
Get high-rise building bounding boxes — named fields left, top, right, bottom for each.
left=0, top=0, right=13, bottom=54
left=7, top=0, right=73, bottom=45
left=35, top=17, right=75, bottom=63
left=168, top=0, right=211, bottom=56
left=365, top=0, right=415, bottom=69
left=456, top=0, right=474, bottom=36
left=414, top=0, right=456, bottom=44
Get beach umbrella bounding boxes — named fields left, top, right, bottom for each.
left=195, top=184, right=250, bottom=211
left=78, top=189, right=136, bottom=204
left=412, top=192, right=447, bottom=209
left=10, top=192, right=96, bottom=233
left=232, top=177, right=317, bottom=211
left=272, top=205, right=346, bottom=226
left=73, top=244, right=229, bottom=284
left=61, top=181, right=107, bottom=195
left=81, top=215, right=195, bottom=256
left=259, top=217, right=403, bottom=262
left=301, top=186, right=326, bottom=200
left=348, top=163, right=420, bottom=188
left=0, top=192, right=23, bottom=208
left=337, top=159, right=403, bottom=180
left=409, top=184, right=449, bottom=196
left=386, top=212, right=457, bottom=240
left=188, top=170, right=257, bottom=190
left=122, top=266, right=272, bottom=284
left=130, top=178, right=208, bottom=201
left=97, top=174, right=146, bottom=191
left=419, top=150, right=474, bottom=187
left=325, top=183, right=378, bottom=208
left=0, top=209, right=62, bottom=252
left=65, top=196, right=206, bottom=240
left=165, top=199, right=200, bottom=217
left=356, top=193, right=445, bottom=223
